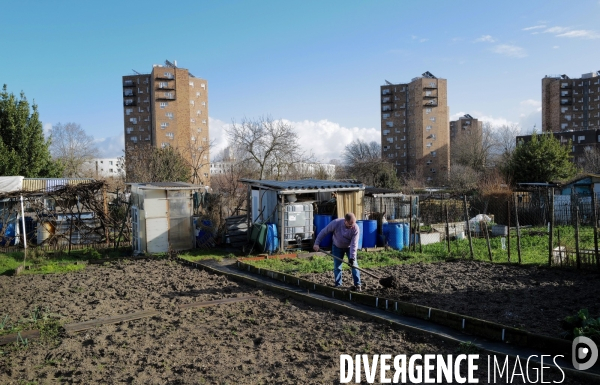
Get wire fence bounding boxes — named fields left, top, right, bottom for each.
left=415, top=188, right=600, bottom=270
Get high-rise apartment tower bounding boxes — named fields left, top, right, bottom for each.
left=122, top=61, right=209, bottom=184
left=380, top=72, right=449, bottom=183
left=542, top=71, right=600, bottom=133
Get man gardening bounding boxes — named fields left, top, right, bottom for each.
left=313, top=213, right=362, bottom=291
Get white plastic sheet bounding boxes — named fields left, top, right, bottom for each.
left=0, top=176, right=24, bottom=193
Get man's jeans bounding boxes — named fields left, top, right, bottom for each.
left=332, top=244, right=361, bottom=287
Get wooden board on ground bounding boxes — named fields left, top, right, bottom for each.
left=178, top=296, right=258, bottom=310
left=0, top=329, right=40, bottom=346
left=63, top=309, right=159, bottom=333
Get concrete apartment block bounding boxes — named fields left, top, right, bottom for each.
left=542, top=71, right=600, bottom=133
left=123, top=61, right=209, bottom=185
left=381, top=72, right=449, bottom=183
left=449, top=114, right=483, bottom=161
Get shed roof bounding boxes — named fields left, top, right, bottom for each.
left=128, top=182, right=202, bottom=190
left=240, top=178, right=364, bottom=192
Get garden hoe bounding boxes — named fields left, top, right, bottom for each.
left=320, top=250, right=397, bottom=289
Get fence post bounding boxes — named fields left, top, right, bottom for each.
left=549, top=188, right=554, bottom=267
left=409, top=197, right=414, bottom=251
left=575, top=205, right=581, bottom=269
left=507, top=200, right=511, bottom=263
left=592, top=191, right=599, bottom=269
left=463, top=195, right=474, bottom=259
left=557, top=228, right=562, bottom=266
left=417, top=197, right=422, bottom=253
left=484, top=221, right=493, bottom=261
left=514, top=194, right=522, bottom=264
left=445, top=204, right=451, bottom=254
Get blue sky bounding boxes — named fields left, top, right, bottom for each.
left=2, top=0, right=599, bottom=162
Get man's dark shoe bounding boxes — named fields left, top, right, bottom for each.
left=352, top=285, right=362, bottom=292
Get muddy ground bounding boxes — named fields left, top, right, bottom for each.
left=0, top=259, right=582, bottom=384
left=302, top=259, right=600, bottom=339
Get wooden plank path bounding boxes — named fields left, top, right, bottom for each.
left=177, top=296, right=258, bottom=310
left=64, top=310, right=160, bottom=333
left=0, top=330, right=41, bottom=346
left=63, top=297, right=257, bottom=333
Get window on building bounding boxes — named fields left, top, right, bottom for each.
left=126, top=127, right=133, bottom=134
left=130, top=136, right=138, bottom=143
left=425, top=108, right=432, bottom=114
left=190, top=100, right=195, bottom=106
left=160, top=102, right=167, bottom=108
left=159, top=82, right=168, bottom=88
left=202, top=101, right=206, bottom=106
left=387, top=137, right=394, bottom=143
left=197, top=110, right=202, bottom=116
left=578, top=135, right=585, bottom=143
left=430, top=151, right=437, bottom=157
left=125, top=108, right=133, bottom=115
left=201, top=83, right=206, bottom=89
left=164, top=72, right=173, bottom=79
left=426, top=125, right=432, bottom=130
left=109, top=169, right=114, bottom=173
left=382, top=113, right=391, bottom=119
left=202, top=119, right=207, bottom=124
left=109, top=161, right=113, bottom=165
left=166, top=112, right=174, bottom=119
left=166, top=132, right=174, bottom=139
left=161, top=142, right=169, bottom=148
left=386, top=122, right=393, bottom=128
left=190, top=82, right=194, bottom=87
left=196, top=92, right=201, bottom=97
left=161, top=122, right=169, bottom=128
left=430, top=117, right=436, bottom=122
left=130, top=118, right=137, bottom=124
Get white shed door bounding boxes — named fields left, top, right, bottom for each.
left=146, top=217, right=169, bottom=253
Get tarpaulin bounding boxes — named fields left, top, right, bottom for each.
left=0, top=176, right=24, bottom=193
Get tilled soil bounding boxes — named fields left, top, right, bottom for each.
left=0, top=259, right=581, bottom=384
left=302, top=259, right=600, bottom=338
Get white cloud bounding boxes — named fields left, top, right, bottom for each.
left=553, top=45, right=560, bottom=49
left=522, top=25, right=546, bottom=31
left=95, top=134, right=124, bottom=158
left=491, top=44, right=527, bottom=58
left=43, top=123, right=52, bottom=138
left=209, top=117, right=378, bottom=163
left=474, top=35, right=496, bottom=43
left=450, top=111, right=517, bottom=128
left=544, top=26, right=570, bottom=34
left=556, top=29, right=600, bottom=39
left=520, top=99, right=541, bottom=111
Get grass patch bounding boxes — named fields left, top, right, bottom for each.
left=177, top=249, right=230, bottom=262
left=247, top=226, right=593, bottom=275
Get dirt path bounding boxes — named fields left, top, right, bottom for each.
left=0, top=259, right=581, bottom=384
left=302, top=259, right=600, bottom=339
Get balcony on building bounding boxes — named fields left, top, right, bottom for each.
left=124, top=100, right=137, bottom=106
left=156, top=82, right=175, bottom=90
left=423, top=100, right=438, bottom=107
left=560, top=99, right=572, bottom=105
left=123, top=80, right=135, bottom=87
left=123, top=90, right=135, bottom=97
left=156, top=94, right=176, bottom=100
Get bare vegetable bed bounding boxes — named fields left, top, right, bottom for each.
left=0, top=259, right=581, bottom=384
left=302, top=259, right=600, bottom=339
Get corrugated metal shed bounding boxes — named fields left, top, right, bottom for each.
left=240, top=179, right=364, bottom=192
left=22, top=178, right=95, bottom=192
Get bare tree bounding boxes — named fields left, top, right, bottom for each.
left=451, top=122, right=496, bottom=172
left=491, top=123, right=521, bottom=170
left=445, top=164, right=480, bottom=192
left=123, top=145, right=191, bottom=183
left=342, top=139, right=399, bottom=188
left=49, top=122, right=99, bottom=177
left=179, top=137, right=214, bottom=186
left=581, top=146, right=600, bottom=174
left=225, top=116, right=313, bottom=180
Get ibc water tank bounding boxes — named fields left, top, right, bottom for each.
left=314, top=215, right=333, bottom=247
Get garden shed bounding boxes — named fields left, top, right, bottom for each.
left=240, top=178, right=365, bottom=252
left=129, top=182, right=201, bottom=255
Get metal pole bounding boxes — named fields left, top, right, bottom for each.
left=507, top=200, right=511, bottom=263
left=484, top=221, right=493, bottom=262
left=575, top=205, right=581, bottom=269
left=20, top=195, right=27, bottom=267
left=592, top=191, right=599, bottom=269
left=549, top=189, right=554, bottom=267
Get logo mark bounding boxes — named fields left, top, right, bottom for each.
left=572, top=336, right=598, bottom=371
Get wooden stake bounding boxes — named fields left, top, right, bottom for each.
left=548, top=188, right=554, bottom=267
left=507, top=200, right=511, bottom=263
left=463, top=195, right=474, bottom=259
left=592, top=191, right=599, bottom=269
left=575, top=205, right=581, bottom=269
left=445, top=204, right=451, bottom=254
left=484, top=221, right=493, bottom=262
left=514, top=194, right=522, bottom=264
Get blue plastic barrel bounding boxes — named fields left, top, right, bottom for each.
left=362, top=220, right=377, bottom=248
left=388, top=224, right=404, bottom=250
left=403, top=223, right=410, bottom=248
left=265, top=223, right=279, bottom=253
left=356, top=220, right=364, bottom=249
left=314, top=215, right=333, bottom=247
